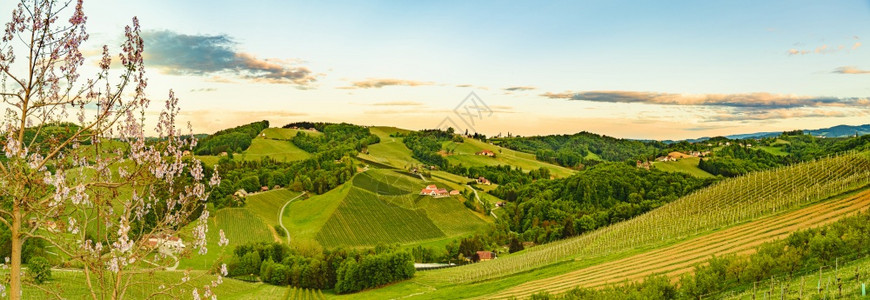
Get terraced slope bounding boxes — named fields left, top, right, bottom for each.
left=316, top=187, right=446, bottom=247
left=492, top=188, right=870, bottom=298
left=285, top=169, right=489, bottom=248
left=419, top=152, right=870, bottom=285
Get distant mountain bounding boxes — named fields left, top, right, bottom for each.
left=685, top=124, right=870, bottom=142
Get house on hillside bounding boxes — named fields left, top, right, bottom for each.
left=144, top=234, right=185, bottom=253
left=636, top=160, right=651, bottom=170
left=261, top=186, right=270, bottom=192
left=477, top=177, right=491, bottom=185
left=476, top=251, right=496, bottom=262
left=496, top=201, right=505, bottom=207
left=655, top=156, right=675, bottom=162
left=476, top=150, right=496, bottom=157
left=420, top=185, right=450, bottom=198
left=420, top=185, right=438, bottom=196
left=449, top=190, right=460, bottom=196
left=668, top=152, right=691, bottom=160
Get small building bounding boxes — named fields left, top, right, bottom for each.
left=496, top=201, right=505, bottom=207
left=144, top=234, right=186, bottom=253
left=476, top=251, right=495, bottom=262
left=234, top=189, right=248, bottom=198
left=261, top=186, right=270, bottom=192
left=434, top=189, right=449, bottom=198
left=273, top=185, right=282, bottom=190
left=420, top=185, right=440, bottom=196
left=219, top=152, right=228, bottom=156
left=476, top=177, right=491, bottom=185
left=636, top=160, right=651, bottom=170
left=476, top=150, right=496, bottom=157
left=449, top=190, right=460, bottom=195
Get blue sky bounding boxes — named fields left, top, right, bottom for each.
left=5, top=0, right=869, bottom=139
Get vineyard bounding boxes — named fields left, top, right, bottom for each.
left=315, top=187, right=446, bottom=247
left=419, top=152, right=870, bottom=285
left=282, top=287, right=326, bottom=300
left=492, top=188, right=870, bottom=298
left=178, top=207, right=275, bottom=270
left=352, top=170, right=421, bottom=195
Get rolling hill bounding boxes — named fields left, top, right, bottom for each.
left=345, top=151, right=870, bottom=299
left=283, top=169, right=490, bottom=248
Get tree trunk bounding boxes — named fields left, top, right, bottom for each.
left=10, top=203, right=22, bottom=300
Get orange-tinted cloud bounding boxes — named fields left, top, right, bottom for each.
left=833, top=66, right=870, bottom=74
left=343, top=78, right=434, bottom=89
left=142, top=31, right=319, bottom=86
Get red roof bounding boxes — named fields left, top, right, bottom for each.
left=476, top=251, right=494, bottom=260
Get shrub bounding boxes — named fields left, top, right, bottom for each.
left=28, top=256, right=51, bottom=284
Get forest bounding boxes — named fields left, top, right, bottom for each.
left=225, top=242, right=414, bottom=294
left=495, top=131, right=662, bottom=167
left=491, top=163, right=714, bottom=243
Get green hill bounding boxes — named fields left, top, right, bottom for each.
left=444, top=137, right=576, bottom=178
left=652, top=157, right=715, bottom=178
left=283, top=169, right=489, bottom=248
left=344, top=151, right=870, bottom=299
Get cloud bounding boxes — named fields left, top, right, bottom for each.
left=833, top=66, right=870, bottom=74
left=342, top=78, right=434, bottom=89
left=540, top=90, right=868, bottom=109
left=787, top=39, right=862, bottom=56
left=456, top=84, right=473, bottom=88
left=142, top=30, right=319, bottom=86
left=704, top=109, right=854, bottom=122
left=503, top=86, right=536, bottom=92
left=190, top=88, right=217, bottom=92
left=370, top=101, right=425, bottom=106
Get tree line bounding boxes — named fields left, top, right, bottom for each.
left=495, top=131, right=662, bottom=168
left=225, top=242, right=414, bottom=294
left=194, top=120, right=269, bottom=155
left=491, top=163, right=714, bottom=244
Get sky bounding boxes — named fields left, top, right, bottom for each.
left=4, top=0, right=870, bottom=140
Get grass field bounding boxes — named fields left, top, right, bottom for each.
left=246, top=189, right=303, bottom=240
left=20, top=269, right=287, bottom=300
left=282, top=183, right=351, bottom=243
left=358, top=126, right=422, bottom=169
left=260, top=127, right=322, bottom=140
left=240, top=137, right=311, bottom=162
left=758, top=145, right=789, bottom=156
left=444, top=137, right=576, bottom=178
left=652, top=157, right=715, bottom=178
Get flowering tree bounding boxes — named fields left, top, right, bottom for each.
left=0, top=0, right=225, bottom=299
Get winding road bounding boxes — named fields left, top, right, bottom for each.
left=278, top=191, right=306, bottom=244
left=465, top=184, right=498, bottom=219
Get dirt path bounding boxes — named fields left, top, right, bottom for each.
left=279, top=191, right=306, bottom=244
left=491, top=189, right=870, bottom=299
